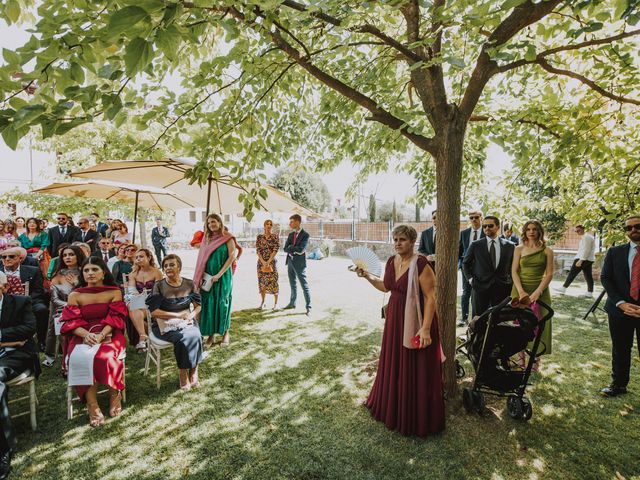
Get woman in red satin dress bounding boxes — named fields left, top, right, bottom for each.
left=356, top=225, right=445, bottom=437
left=61, top=257, right=127, bottom=427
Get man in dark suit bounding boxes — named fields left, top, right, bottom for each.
left=500, top=223, right=520, bottom=245
left=0, top=271, right=40, bottom=479
left=418, top=210, right=437, bottom=262
left=0, top=248, right=49, bottom=352
left=95, top=237, right=116, bottom=263
left=73, top=217, right=99, bottom=249
left=462, top=216, right=515, bottom=318
left=151, top=218, right=170, bottom=264
left=283, top=214, right=312, bottom=315
left=599, top=215, right=640, bottom=397
left=48, top=213, right=79, bottom=259
left=458, top=210, right=485, bottom=326
left=89, top=213, right=109, bottom=237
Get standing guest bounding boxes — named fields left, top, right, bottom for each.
left=418, top=210, right=437, bottom=262
left=148, top=254, right=203, bottom=390
left=61, top=257, right=126, bottom=427
left=355, top=225, right=444, bottom=437
left=556, top=224, right=596, bottom=298
left=14, top=217, right=26, bottom=237
left=599, top=215, right=640, bottom=397
left=224, top=226, right=243, bottom=275
left=18, top=218, right=49, bottom=261
left=126, top=248, right=163, bottom=352
left=151, top=218, right=170, bottom=265
left=108, top=244, right=127, bottom=272
left=112, top=244, right=137, bottom=287
left=105, top=219, right=120, bottom=241
left=511, top=220, right=554, bottom=369
left=0, top=221, right=9, bottom=253
left=96, top=237, right=115, bottom=264
left=282, top=214, right=311, bottom=315
left=38, top=219, right=48, bottom=231
left=0, top=271, right=41, bottom=479
left=458, top=210, right=485, bottom=326
left=89, top=213, right=109, bottom=238
left=0, top=247, right=50, bottom=352
left=43, top=246, right=85, bottom=369
left=2, top=220, right=17, bottom=241
left=89, top=221, right=97, bottom=232
left=73, top=217, right=99, bottom=249
left=500, top=223, right=520, bottom=245
left=256, top=219, right=280, bottom=309
left=48, top=213, right=79, bottom=260
left=111, top=221, right=132, bottom=246
left=193, top=214, right=235, bottom=348
left=46, top=243, right=71, bottom=279
left=462, top=216, right=515, bottom=317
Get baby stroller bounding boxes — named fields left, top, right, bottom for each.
left=455, top=296, right=554, bottom=421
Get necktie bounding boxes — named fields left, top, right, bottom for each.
left=103, top=252, right=109, bottom=262
left=82, top=231, right=86, bottom=241
left=490, top=240, right=496, bottom=269
left=631, top=245, right=640, bottom=301
left=473, top=230, right=478, bottom=241
left=61, top=226, right=67, bottom=237
left=293, top=232, right=298, bottom=245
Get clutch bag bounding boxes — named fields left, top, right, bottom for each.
left=260, top=264, right=274, bottom=273
left=201, top=272, right=215, bottom=292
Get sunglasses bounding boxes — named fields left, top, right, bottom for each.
left=469, top=215, right=481, bottom=220
left=1, top=254, right=17, bottom=259
left=482, top=224, right=496, bottom=229
left=623, top=223, right=640, bottom=232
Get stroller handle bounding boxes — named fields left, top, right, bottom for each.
left=531, top=299, right=554, bottom=324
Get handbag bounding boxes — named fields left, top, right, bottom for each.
left=260, top=264, right=274, bottom=273
left=201, top=272, right=215, bottom=292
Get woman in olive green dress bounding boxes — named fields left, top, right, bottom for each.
left=193, top=214, right=236, bottom=347
left=511, top=220, right=554, bottom=368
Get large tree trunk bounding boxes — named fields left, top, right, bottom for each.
left=434, top=112, right=466, bottom=398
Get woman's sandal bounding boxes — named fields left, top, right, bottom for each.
left=135, top=335, right=148, bottom=353
left=88, top=403, right=105, bottom=427
left=109, top=392, right=123, bottom=418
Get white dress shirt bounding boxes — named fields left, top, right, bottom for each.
left=469, top=228, right=482, bottom=243
left=575, top=234, right=596, bottom=262
left=486, top=236, right=501, bottom=267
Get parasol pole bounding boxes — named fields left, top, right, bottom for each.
left=205, top=174, right=213, bottom=217
left=132, top=190, right=139, bottom=243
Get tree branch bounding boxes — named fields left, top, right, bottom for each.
left=469, top=114, right=562, bottom=138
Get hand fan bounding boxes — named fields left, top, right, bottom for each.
left=346, top=246, right=382, bottom=278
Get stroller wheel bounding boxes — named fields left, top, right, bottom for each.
left=455, top=360, right=465, bottom=379
left=507, top=396, right=533, bottom=421
left=462, top=388, right=473, bottom=413
left=520, top=397, right=533, bottom=421
left=472, top=391, right=485, bottom=415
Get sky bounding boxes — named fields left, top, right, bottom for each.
left=0, top=19, right=513, bottom=211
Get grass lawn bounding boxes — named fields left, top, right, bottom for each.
left=10, top=251, right=640, bottom=480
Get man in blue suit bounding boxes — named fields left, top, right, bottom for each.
left=283, top=214, right=312, bottom=315
left=600, top=215, right=640, bottom=397
left=418, top=210, right=437, bottom=262
left=458, top=210, right=485, bottom=326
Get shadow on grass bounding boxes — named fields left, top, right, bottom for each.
left=11, top=300, right=640, bottom=480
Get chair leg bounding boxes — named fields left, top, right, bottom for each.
left=67, top=386, right=73, bottom=420
left=144, top=346, right=151, bottom=374
left=156, top=349, right=161, bottom=390
left=29, top=380, right=37, bottom=431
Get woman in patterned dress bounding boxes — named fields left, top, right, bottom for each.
left=256, top=219, right=280, bottom=309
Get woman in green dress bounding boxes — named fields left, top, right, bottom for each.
left=18, top=217, right=50, bottom=261
left=193, top=213, right=236, bottom=347
left=511, top=220, right=554, bottom=369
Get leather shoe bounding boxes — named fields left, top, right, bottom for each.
left=305, top=307, right=311, bottom=316
left=0, top=451, right=12, bottom=480
left=600, top=384, right=627, bottom=397
left=282, top=304, right=295, bottom=310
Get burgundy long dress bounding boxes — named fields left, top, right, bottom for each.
left=366, top=255, right=445, bottom=437
left=60, top=286, right=127, bottom=402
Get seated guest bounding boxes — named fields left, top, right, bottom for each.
left=14, top=246, right=39, bottom=268
left=61, top=257, right=126, bottom=427
left=96, top=237, right=115, bottom=263
left=0, top=271, right=40, bottom=479
left=107, top=244, right=127, bottom=272
left=0, top=247, right=49, bottom=352
left=125, top=248, right=163, bottom=352
left=43, top=245, right=86, bottom=369
left=71, top=241, right=92, bottom=260
left=147, top=254, right=203, bottom=391
left=47, top=243, right=71, bottom=279
left=111, top=221, right=132, bottom=246
left=112, top=244, right=137, bottom=287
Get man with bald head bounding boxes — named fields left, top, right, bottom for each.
left=0, top=248, right=49, bottom=352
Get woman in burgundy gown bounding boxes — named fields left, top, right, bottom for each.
left=356, top=224, right=445, bottom=437
left=61, top=257, right=127, bottom=427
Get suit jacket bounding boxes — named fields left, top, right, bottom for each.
left=48, top=225, right=80, bottom=257
left=21, top=256, right=39, bottom=268
left=0, top=294, right=41, bottom=377
left=96, top=221, right=109, bottom=237
left=500, top=234, right=520, bottom=245
left=462, top=237, right=514, bottom=292
left=0, top=265, right=48, bottom=307
left=418, top=227, right=436, bottom=256
left=459, top=227, right=486, bottom=261
left=73, top=229, right=99, bottom=248
left=601, top=243, right=640, bottom=318
left=96, top=249, right=116, bottom=261
left=151, top=226, right=170, bottom=246
left=283, top=229, right=309, bottom=269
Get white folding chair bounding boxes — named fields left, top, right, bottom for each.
left=143, top=311, right=172, bottom=390
left=66, top=350, right=126, bottom=420
left=7, top=370, right=38, bottom=431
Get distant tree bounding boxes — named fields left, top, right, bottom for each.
left=271, top=168, right=331, bottom=214
left=368, top=194, right=376, bottom=223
